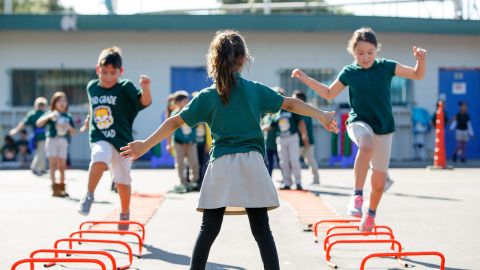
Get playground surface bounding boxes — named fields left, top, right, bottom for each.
left=1, top=167, right=479, bottom=269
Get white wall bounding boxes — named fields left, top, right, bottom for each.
left=1, top=30, right=479, bottom=162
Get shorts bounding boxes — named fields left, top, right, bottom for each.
left=45, top=137, right=69, bottom=159
left=347, top=121, right=394, bottom=173
left=90, top=140, right=132, bottom=185
left=455, top=130, right=469, bottom=142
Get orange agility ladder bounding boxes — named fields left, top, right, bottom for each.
left=313, top=218, right=360, bottom=243
left=325, top=225, right=394, bottom=236
left=323, top=231, right=396, bottom=251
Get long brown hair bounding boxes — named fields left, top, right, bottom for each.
left=347, top=27, right=381, bottom=55
left=206, top=30, right=251, bottom=104
left=50, top=91, right=68, bottom=112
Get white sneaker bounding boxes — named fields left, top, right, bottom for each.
left=384, top=177, right=394, bottom=192
left=347, top=195, right=363, bottom=218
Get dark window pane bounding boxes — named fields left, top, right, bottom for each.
left=11, top=69, right=95, bottom=106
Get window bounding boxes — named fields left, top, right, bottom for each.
left=11, top=69, right=96, bottom=106
left=390, top=77, right=413, bottom=106
left=278, top=68, right=336, bottom=107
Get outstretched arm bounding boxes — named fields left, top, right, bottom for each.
left=120, top=115, right=184, bottom=160
left=282, top=97, right=338, bottom=133
left=9, top=121, right=25, bottom=136
left=395, top=46, right=427, bottom=80
left=291, top=69, right=345, bottom=100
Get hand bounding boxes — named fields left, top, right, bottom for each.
left=8, top=129, right=16, bottom=136
left=49, top=111, right=59, bottom=120
left=120, top=140, right=149, bottom=161
left=291, top=68, right=306, bottom=80
left=79, top=116, right=89, bottom=133
left=319, top=111, right=339, bottom=134
left=413, top=46, right=427, bottom=61
left=139, top=74, right=151, bottom=89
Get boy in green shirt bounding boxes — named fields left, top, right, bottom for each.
left=78, top=46, right=152, bottom=230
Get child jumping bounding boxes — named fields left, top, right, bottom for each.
left=78, top=46, right=152, bottom=231
left=292, top=27, right=427, bottom=231
left=120, top=30, right=338, bottom=270
left=36, top=92, right=76, bottom=197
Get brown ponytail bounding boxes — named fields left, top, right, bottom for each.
left=206, top=30, right=251, bottom=104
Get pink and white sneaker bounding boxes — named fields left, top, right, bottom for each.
left=359, top=214, right=375, bottom=232
left=347, top=195, right=363, bottom=218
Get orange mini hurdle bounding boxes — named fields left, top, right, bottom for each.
left=323, top=231, right=396, bottom=251
left=52, top=238, right=133, bottom=269
left=325, top=225, right=394, bottom=236
left=313, top=219, right=360, bottom=243
left=31, top=249, right=116, bottom=270
left=11, top=257, right=106, bottom=270
left=325, top=239, right=403, bottom=269
left=70, top=230, right=143, bottom=258
left=79, top=220, right=146, bottom=241
left=360, top=251, right=446, bottom=270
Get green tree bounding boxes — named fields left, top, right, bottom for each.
left=1, top=0, right=72, bottom=14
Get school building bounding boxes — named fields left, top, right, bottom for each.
left=0, top=14, right=479, bottom=165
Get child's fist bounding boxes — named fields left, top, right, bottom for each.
left=413, top=46, right=427, bottom=61
left=319, top=111, right=339, bottom=134
left=139, top=75, right=151, bottom=89
left=291, top=68, right=306, bottom=79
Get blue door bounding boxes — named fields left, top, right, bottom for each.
left=171, top=67, right=213, bottom=94
left=438, top=68, right=480, bottom=159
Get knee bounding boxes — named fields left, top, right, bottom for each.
left=358, top=141, right=373, bottom=157
left=91, top=162, right=108, bottom=171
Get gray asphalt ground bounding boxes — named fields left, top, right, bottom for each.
left=1, top=166, right=479, bottom=269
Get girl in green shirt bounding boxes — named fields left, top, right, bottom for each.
left=121, top=30, right=338, bottom=270
left=292, top=27, right=427, bottom=232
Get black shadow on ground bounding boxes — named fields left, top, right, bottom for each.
left=388, top=192, right=460, bottom=202
left=137, top=244, right=245, bottom=270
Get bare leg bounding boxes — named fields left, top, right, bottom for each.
left=353, top=135, right=374, bottom=190
left=116, top=183, right=131, bottom=214
left=369, top=169, right=386, bottom=211
left=58, top=158, right=66, bottom=184
left=49, top=157, right=58, bottom=184
left=88, top=162, right=108, bottom=193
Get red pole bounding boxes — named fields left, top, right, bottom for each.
left=433, top=100, right=447, bottom=168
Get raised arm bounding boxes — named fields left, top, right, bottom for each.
left=120, top=114, right=184, bottom=160
left=9, top=121, right=26, bottom=136
left=291, top=69, right=346, bottom=100
left=139, top=75, right=152, bottom=107
left=36, top=111, right=55, bottom=128
left=282, top=97, right=338, bottom=133
left=395, top=46, right=427, bottom=80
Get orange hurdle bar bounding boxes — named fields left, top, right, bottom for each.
left=70, top=230, right=143, bottom=258
left=11, top=257, right=106, bottom=270
left=53, top=238, right=133, bottom=269
left=360, top=251, right=446, bottom=270
left=79, top=220, right=146, bottom=241
left=325, top=239, right=403, bottom=269
left=31, top=249, right=116, bottom=270
left=313, top=219, right=360, bottom=243
left=325, top=225, right=393, bottom=236
left=323, top=231, right=396, bottom=251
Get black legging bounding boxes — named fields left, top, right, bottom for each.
left=190, top=207, right=280, bottom=270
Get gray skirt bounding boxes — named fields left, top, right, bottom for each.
left=197, top=151, right=280, bottom=215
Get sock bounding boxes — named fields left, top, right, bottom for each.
left=87, top=191, right=94, bottom=198
left=368, top=208, right=376, bottom=217
left=354, top=189, right=363, bottom=196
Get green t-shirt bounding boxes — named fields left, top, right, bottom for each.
left=300, top=116, right=315, bottom=146
left=338, top=58, right=397, bottom=134
left=87, top=79, right=144, bottom=152
left=42, top=111, right=75, bottom=138
left=179, top=75, right=284, bottom=161
left=262, top=114, right=278, bottom=151
left=172, top=109, right=197, bottom=144
left=22, top=109, right=46, bottom=141
left=271, top=109, right=302, bottom=137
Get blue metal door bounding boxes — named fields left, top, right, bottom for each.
left=438, top=68, right=480, bottom=159
left=171, top=67, right=213, bottom=94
